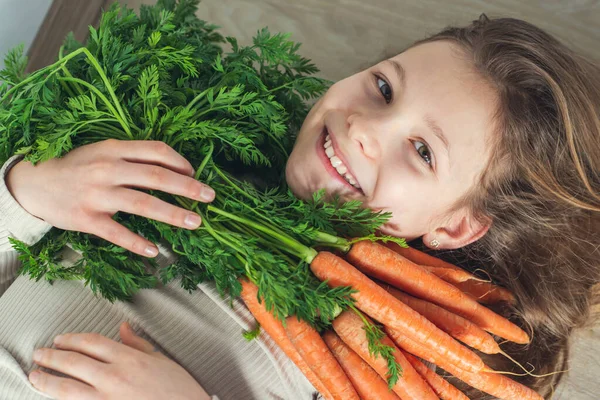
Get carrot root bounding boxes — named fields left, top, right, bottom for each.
left=382, top=284, right=502, bottom=354
left=348, top=241, right=529, bottom=344
left=332, top=310, right=438, bottom=400
left=385, top=242, right=516, bottom=305
left=453, top=279, right=517, bottom=305
left=285, top=316, right=360, bottom=400
left=239, top=279, right=333, bottom=400
left=386, top=327, right=543, bottom=400
left=311, top=251, right=485, bottom=373
left=323, top=331, right=401, bottom=400
left=402, top=351, right=470, bottom=400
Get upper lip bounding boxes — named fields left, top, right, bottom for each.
left=325, top=125, right=362, bottom=192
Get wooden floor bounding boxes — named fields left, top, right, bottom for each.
left=122, top=0, right=600, bottom=81
left=29, top=0, right=600, bottom=80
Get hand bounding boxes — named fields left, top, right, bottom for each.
left=29, top=322, right=212, bottom=400
left=5, top=139, right=215, bottom=257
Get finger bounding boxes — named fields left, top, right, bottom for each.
left=119, top=322, right=154, bottom=354
left=110, top=188, right=203, bottom=230
left=119, top=322, right=169, bottom=360
left=52, top=332, right=135, bottom=364
left=32, top=348, right=105, bottom=386
left=29, top=370, right=97, bottom=400
left=106, top=140, right=195, bottom=177
left=117, top=162, right=215, bottom=203
left=90, top=217, right=159, bottom=257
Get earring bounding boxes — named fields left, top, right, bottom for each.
left=430, top=239, right=440, bottom=249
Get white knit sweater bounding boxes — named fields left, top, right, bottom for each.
left=0, top=154, right=316, bottom=400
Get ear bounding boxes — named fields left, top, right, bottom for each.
left=422, top=208, right=490, bottom=250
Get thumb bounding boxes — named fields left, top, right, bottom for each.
left=119, top=321, right=167, bottom=359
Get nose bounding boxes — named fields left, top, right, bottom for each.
left=347, top=113, right=381, bottom=160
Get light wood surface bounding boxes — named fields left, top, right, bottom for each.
left=123, top=0, right=600, bottom=80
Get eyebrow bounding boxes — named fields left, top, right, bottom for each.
left=385, top=60, right=449, bottom=154
left=385, top=59, right=406, bottom=89
left=424, top=114, right=450, bottom=153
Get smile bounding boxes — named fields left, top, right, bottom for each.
left=323, top=134, right=361, bottom=189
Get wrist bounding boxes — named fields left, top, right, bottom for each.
left=5, top=160, right=44, bottom=220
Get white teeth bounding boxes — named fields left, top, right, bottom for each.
left=329, top=156, right=343, bottom=168
left=323, top=134, right=361, bottom=190
left=335, top=164, right=348, bottom=175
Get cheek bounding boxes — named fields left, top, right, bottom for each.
left=320, top=75, right=366, bottom=110
left=370, top=171, right=444, bottom=238
left=285, top=140, right=315, bottom=200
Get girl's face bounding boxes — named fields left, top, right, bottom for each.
left=286, top=41, right=498, bottom=244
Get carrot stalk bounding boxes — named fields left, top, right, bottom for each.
left=348, top=241, right=529, bottom=344
left=311, top=251, right=485, bottom=373
left=382, top=284, right=502, bottom=354
left=239, top=279, right=333, bottom=400
left=285, top=316, right=360, bottom=400
left=385, top=242, right=516, bottom=304
left=332, top=310, right=438, bottom=400
left=386, top=327, right=543, bottom=400
left=402, top=351, right=470, bottom=400
left=323, top=331, right=401, bottom=400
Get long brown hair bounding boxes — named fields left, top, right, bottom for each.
left=415, top=14, right=600, bottom=399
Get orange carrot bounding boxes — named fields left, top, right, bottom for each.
left=382, top=285, right=501, bottom=354
left=402, top=351, right=470, bottom=400
left=348, top=241, right=529, bottom=344
left=452, top=279, right=517, bottom=305
left=285, top=316, right=360, bottom=400
left=332, top=310, right=438, bottom=400
left=385, top=242, right=516, bottom=305
left=386, top=328, right=543, bottom=400
left=385, top=242, right=477, bottom=283
left=311, top=251, right=485, bottom=373
left=239, top=279, right=333, bottom=400
left=323, top=331, right=401, bottom=400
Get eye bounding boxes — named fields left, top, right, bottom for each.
left=413, top=140, right=434, bottom=167
left=375, top=75, right=392, bottom=104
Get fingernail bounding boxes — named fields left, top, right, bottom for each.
left=144, top=246, right=158, bottom=257
left=54, top=335, right=64, bottom=345
left=199, top=187, right=215, bottom=202
left=33, top=349, right=43, bottom=362
left=184, top=213, right=202, bottom=228
left=29, top=371, right=40, bottom=385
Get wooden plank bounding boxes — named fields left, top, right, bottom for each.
left=26, top=0, right=105, bottom=71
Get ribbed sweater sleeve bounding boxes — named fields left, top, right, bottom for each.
left=0, top=156, right=52, bottom=296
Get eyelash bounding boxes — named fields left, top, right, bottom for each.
left=373, top=73, right=393, bottom=104
left=372, top=73, right=435, bottom=170
left=412, top=140, right=434, bottom=170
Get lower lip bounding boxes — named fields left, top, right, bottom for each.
left=316, top=127, right=360, bottom=193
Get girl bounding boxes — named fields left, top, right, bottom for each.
left=1, top=14, right=599, bottom=399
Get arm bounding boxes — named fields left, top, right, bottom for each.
left=0, top=155, right=52, bottom=295
left=0, top=139, right=216, bottom=296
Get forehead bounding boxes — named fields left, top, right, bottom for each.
left=388, top=41, right=498, bottom=181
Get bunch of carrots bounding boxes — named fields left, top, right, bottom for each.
left=240, top=241, right=544, bottom=400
